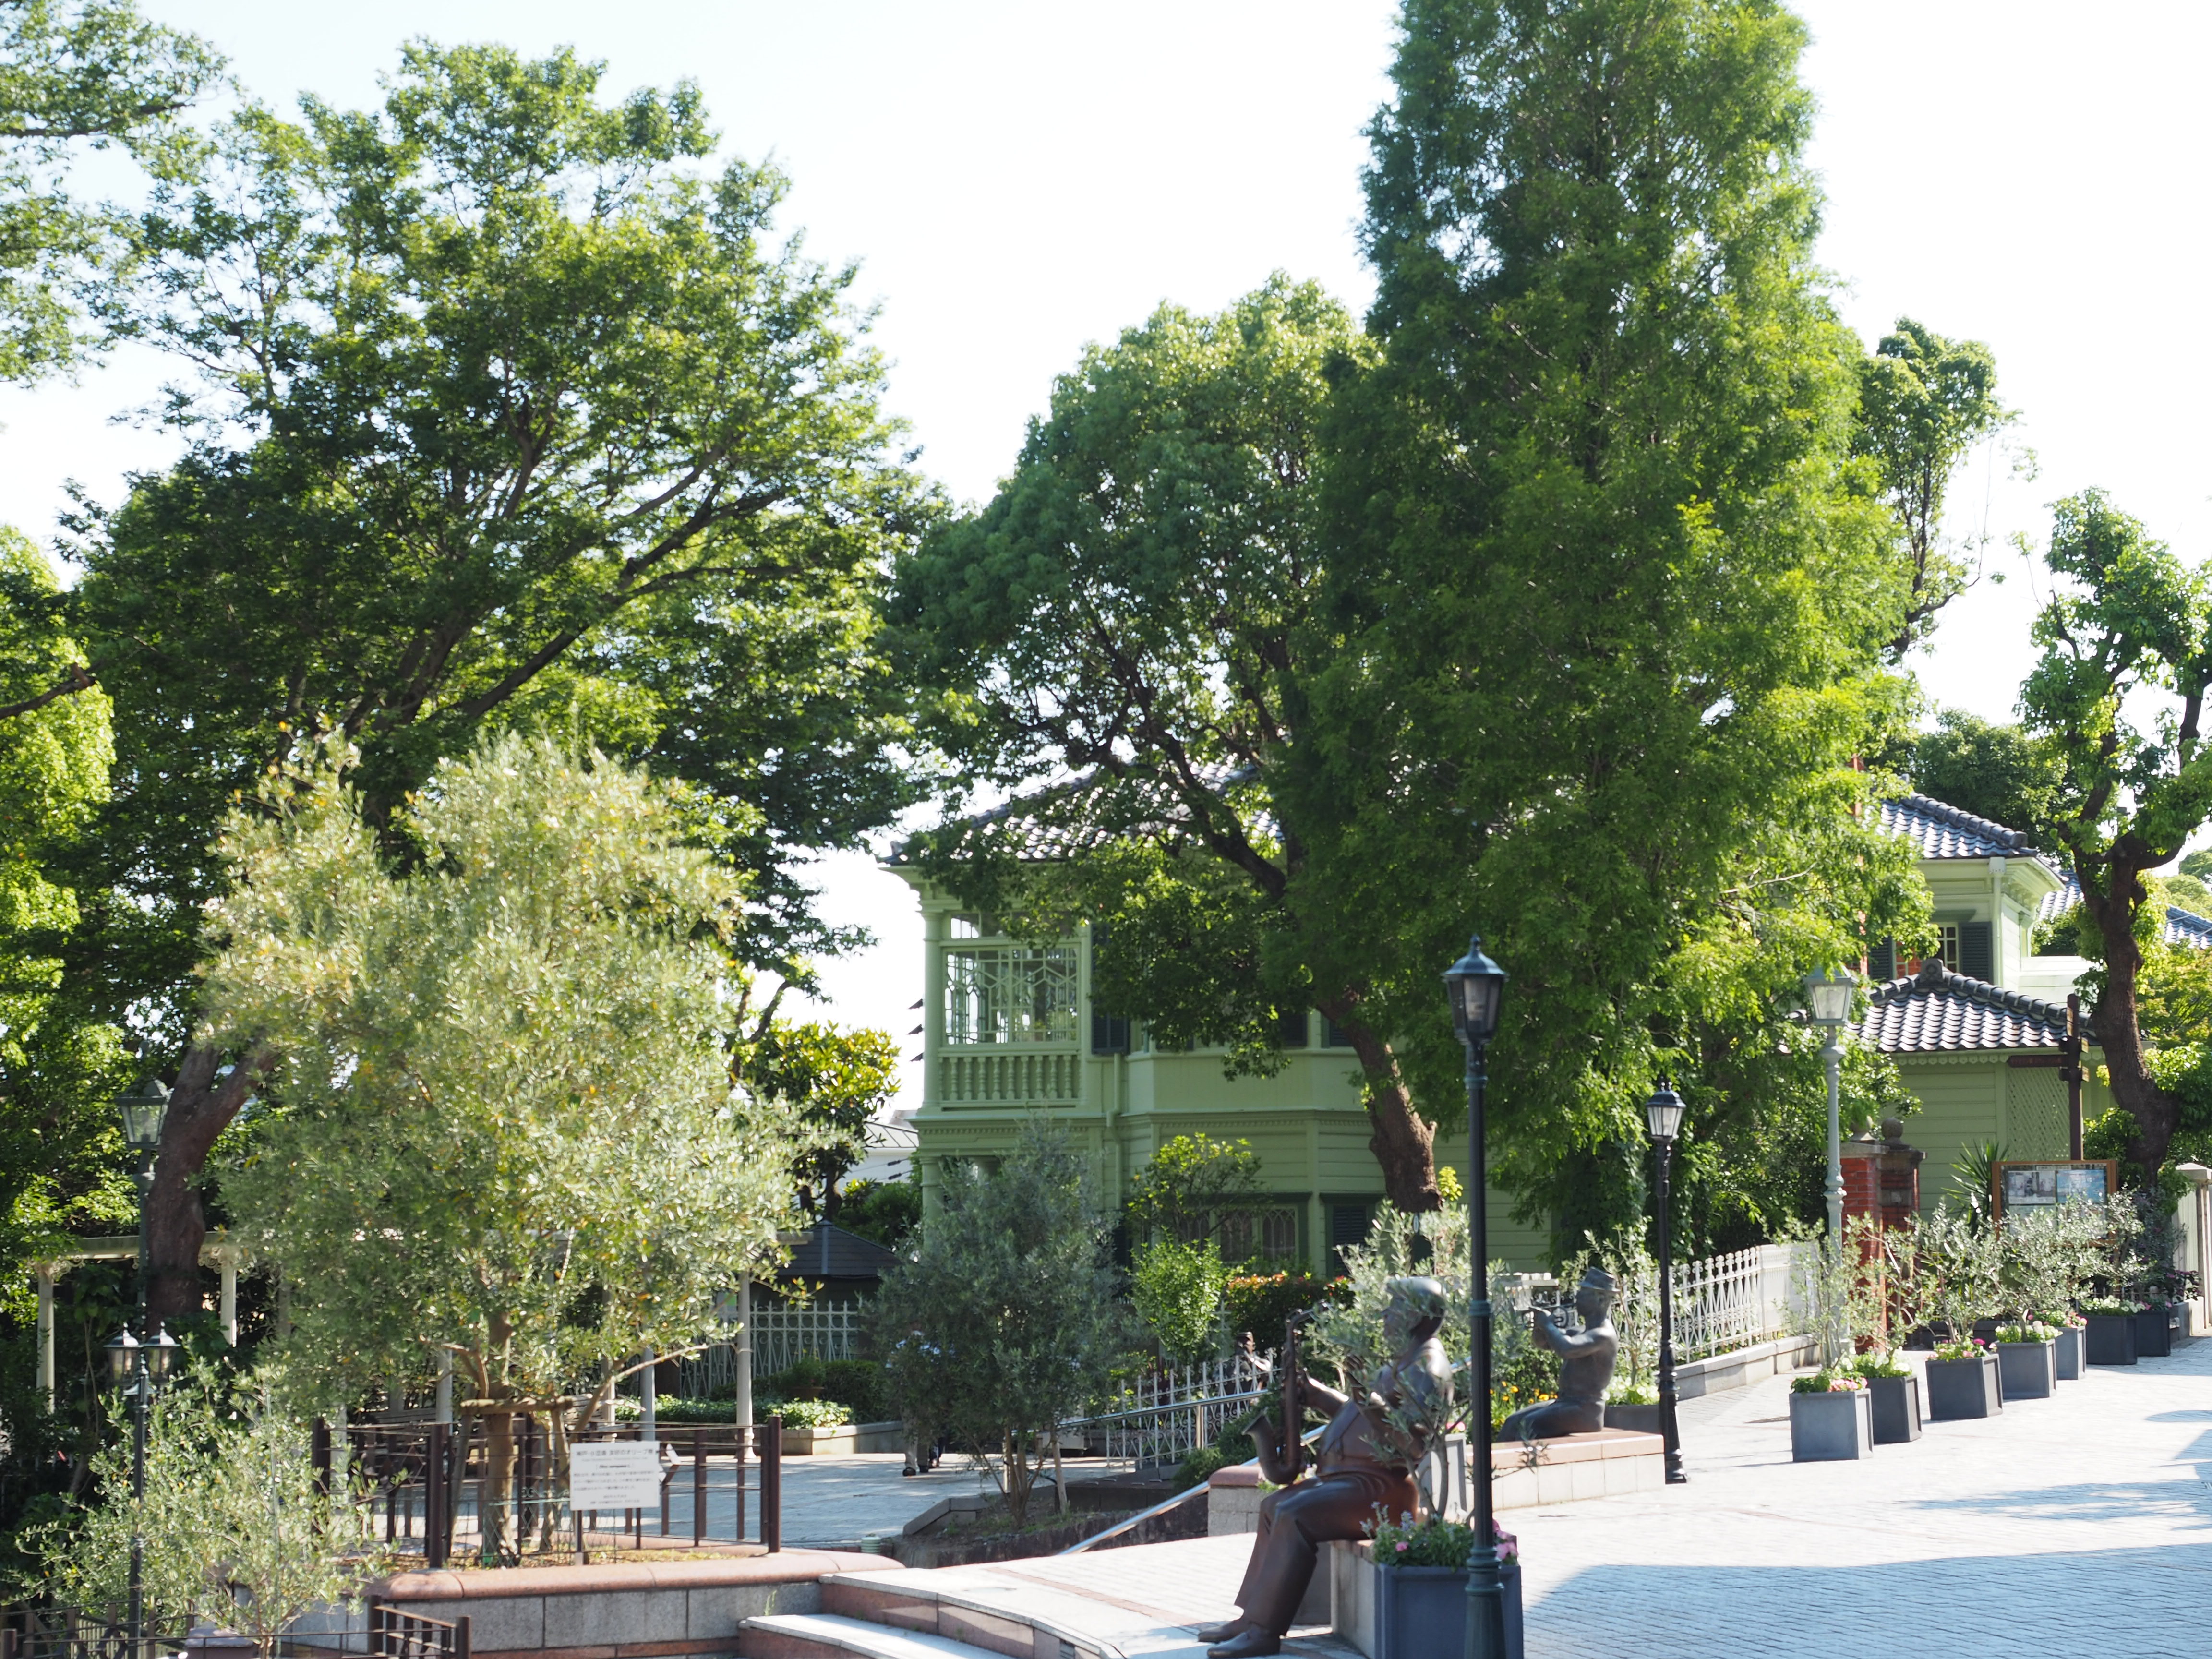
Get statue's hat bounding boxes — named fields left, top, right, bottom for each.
left=1577, top=1264, right=1619, bottom=1297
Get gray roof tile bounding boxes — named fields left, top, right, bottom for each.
left=1855, top=960, right=2076, bottom=1053
left=1878, top=793, right=2036, bottom=860
left=2033, top=877, right=2212, bottom=951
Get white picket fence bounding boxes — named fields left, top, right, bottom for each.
left=676, top=1302, right=864, bottom=1396
left=1068, top=1351, right=1269, bottom=1468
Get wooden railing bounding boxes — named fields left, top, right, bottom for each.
left=937, top=1049, right=1081, bottom=1105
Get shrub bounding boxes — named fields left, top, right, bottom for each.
left=1131, top=1238, right=1229, bottom=1366
left=1221, top=1272, right=1342, bottom=1348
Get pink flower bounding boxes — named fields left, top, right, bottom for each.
left=1395, top=1541, right=1408, bottom=1552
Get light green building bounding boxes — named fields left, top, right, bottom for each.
left=890, top=790, right=2186, bottom=1268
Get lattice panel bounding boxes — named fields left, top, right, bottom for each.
left=2006, top=1065, right=2069, bottom=1158
left=943, top=945, right=1079, bottom=1045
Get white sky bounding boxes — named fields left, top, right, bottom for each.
left=4, top=1, right=2207, bottom=1107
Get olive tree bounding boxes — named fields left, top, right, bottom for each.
left=203, top=732, right=811, bottom=1560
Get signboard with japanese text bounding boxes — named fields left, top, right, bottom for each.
left=568, top=1440, right=662, bottom=1509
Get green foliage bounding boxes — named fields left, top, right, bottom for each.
left=202, top=733, right=811, bottom=1553
left=1851, top=320, right=2013, bottom=658
left=759, top=1357, right=888, bottom=1425
left=739, top=1021, right=899, bottom=1215
left=867, top=1120, right=1130, bottom=1523
left=1368, top=1511, right=1517, bottom=1570
left=2019, top=488, right=2212, bottom=1173
left=1130, top=1238, right=1229, bottom=1366
left=1785, top=1216, right=1889, bottom=1362
left=0, top=1, right=222, bottom=381
left=1221, top=1271, right=1340, bottom=1349
left=1173, top=1432, right=1253, bottom=1494
left=1298, top=0, right=1929, bottom=1241
left=1125, top=1133, right=1265, bottom=1247
left=838, top=1178, right=922, bottom=1252
left=37, top=1367, right=388, bottom=1653
left=1309, top=1204, right=1469, bottom=1406
left=1902, top=709, right=2066, bottom=838
left=69, top=40, right=931, bottom=1063
left=0, top=528, right=133, bottom=1290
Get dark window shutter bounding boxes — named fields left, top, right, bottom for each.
left=1869, top=938, right=1896, bottom=980
left=1323, top=1019, right=1357, bottom=1049
left=1328, top=1202, right=1370, bottom=1275
left=1961, top=921, right=1994, bottom=982
left=1277, top=1007, right=1310, bottom=1048
left=1091, top=1013, right=1129, bottom=1055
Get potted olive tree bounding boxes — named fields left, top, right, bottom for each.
left=1916, top=1209, right=2002, bottom=1420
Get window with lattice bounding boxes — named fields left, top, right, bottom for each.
left=943, top=945, right=1079, bottom=1044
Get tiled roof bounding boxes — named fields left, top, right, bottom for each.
left=2033, top=877, right=2212, bottom=952
left=1878, top=793, right=2037, bottom=860
left=889, top=763, right=1258, bottom=865
left=777, top=1221, right=900, bottom=1283
left=1855, top=960, right=2076, bottom=1054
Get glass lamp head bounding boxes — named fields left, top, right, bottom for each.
left=1443, top=934, right=1507, bottom=1045
left=1645, top=1081, right=1686, bottom=1142
left=117, top=1077, right=170, bottom=1155
left=104, top=1325, right=139, bottom=1388
left=1803, top=966, right=1856, bottom=1027
left=145, top=1323, right=180, bottom=1381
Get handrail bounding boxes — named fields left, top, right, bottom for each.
left=1055, top=1423, right=1327, bottom=1556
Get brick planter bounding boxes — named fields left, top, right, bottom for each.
left=1924, top=1353, right=2002, bottom=1420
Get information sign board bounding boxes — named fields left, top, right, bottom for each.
left=568, top=1440, right=663, bottom=1509
left=1993, top=1159, right=2118, bottom=1220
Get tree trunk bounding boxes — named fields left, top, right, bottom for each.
left=1320, top=1007, right=1439, bottom=1211
left=2082, top=872, right=2180, bottom=1177
left=144, top=1041, right=272, bottom=1326
left=481, top=1408, right=517, bottom=1563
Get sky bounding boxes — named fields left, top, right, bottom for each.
left=5, top=1, right=2208, bottom=1112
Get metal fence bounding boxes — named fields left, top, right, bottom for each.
left=367, top=1604, right=469, bottom=1659
left=1669, top=1241, right=1803, bottom=1359
left=1067, top=1351, right=1268, bottom=1469
left=676, top=1303, right=864, bottom=1396
left=330, top=1414, right=783, bottom=1567
left=0, top=1609, right=190, bottom=1659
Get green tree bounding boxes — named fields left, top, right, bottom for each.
left=889, top=276, right=1458, bottom=1195
left=41, top=1367, right=386, bottom=1653
left=868, top=1121, right=1127, bottom=1523
left=1124, top=1132, right=1265, bottom=1247
left=0, top=1, right=220, bottom=385
left=1851, top=319, right=2013, bottom=658
left=0, top=528, right=132, bottom=1290
left=1901, top=708, right=2066, bottom=834
left=60, top=43, right=928, bottom=1325
left=2019, top=489, right=2212, bottom=1178
left=202, top=733, right=809, bottom=1561
left=1298, top=0, right=1927, bottom=1239
left=739, top=1019, right=898, bottom=1219
left=1128, top=1237, right=1228, bottom=1367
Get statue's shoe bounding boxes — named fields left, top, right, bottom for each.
left=1192, top=1623, right=1245, bottom=1645
left=1206, top=1632, right=1282, bottom=1659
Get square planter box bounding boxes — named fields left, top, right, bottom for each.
left=1924, top=1353, right=2002, bottom=1420
left=1367, top=1557, right=1524, bottom=1659
left=1790, top=1387, right=1874, bottom=1460
left=2134, top=1306, right=2173, bottom=1358
left=1603, top=1401, right=1660, bottom=1434
left=2085, top=1312, right=2138, bottom=1365
left=1996, top=1340, right=2056, bottom=1400
left=1868, top=1373, right=1922, bottom=1443
left=2055, top=1325, right=2084, bottom=1381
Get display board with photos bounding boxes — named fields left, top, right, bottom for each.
left=1993, top=1159, right=2118, bottom=1220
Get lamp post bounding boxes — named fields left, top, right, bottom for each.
left=1803, top=968, right=1856, bottom=1365
left=1643, top=1082, right=1687, bottom=1485
left=1443, top=935, right=1506, bottom=1659
left=108, top=1076, right=176, bottom=1659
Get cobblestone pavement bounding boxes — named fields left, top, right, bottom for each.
left=1510, top=1338, right=2212, bottom=1659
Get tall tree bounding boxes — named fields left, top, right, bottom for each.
left=891, top=276, right=1467, bottom=1197
left=0, top=0, right=220, bottom=386
left=1902, top=707, right=2065, bottom=832
left=1307, top=0, right=1925, bottom=1236
left=2020, top=488, right=2212, bottom=1179
left=204, top=734, right=805, bottom=1560
left=57, top=45, right=929, bottom=1322
left=1851, top=318, right=2012, bottom=658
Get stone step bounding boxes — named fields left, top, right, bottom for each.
left=740, top=1612, right=1005, bottom=1659
left=820, top=1571, right=1122, bottom=1659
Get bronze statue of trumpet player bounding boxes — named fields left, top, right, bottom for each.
left=1195, top=1276, right=1455, bottom=1659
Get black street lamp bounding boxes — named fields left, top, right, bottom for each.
left=1643, top=1082, right=1688, bottom=1486
left=109, top=1075, right=175, bottom=1658
left=1443, top=935, right=1507, bottom=1659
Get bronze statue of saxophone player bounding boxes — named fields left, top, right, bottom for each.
left=1196, top=1276, right=1455, bottom=1659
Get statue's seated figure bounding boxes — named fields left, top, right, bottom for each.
left=1195, top=1276, right=1454, bottom=1659
left=1498, top=1264, right=1619, bottom=1441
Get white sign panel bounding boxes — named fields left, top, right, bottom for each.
left=568, top=1441, right=663, bottom=1509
